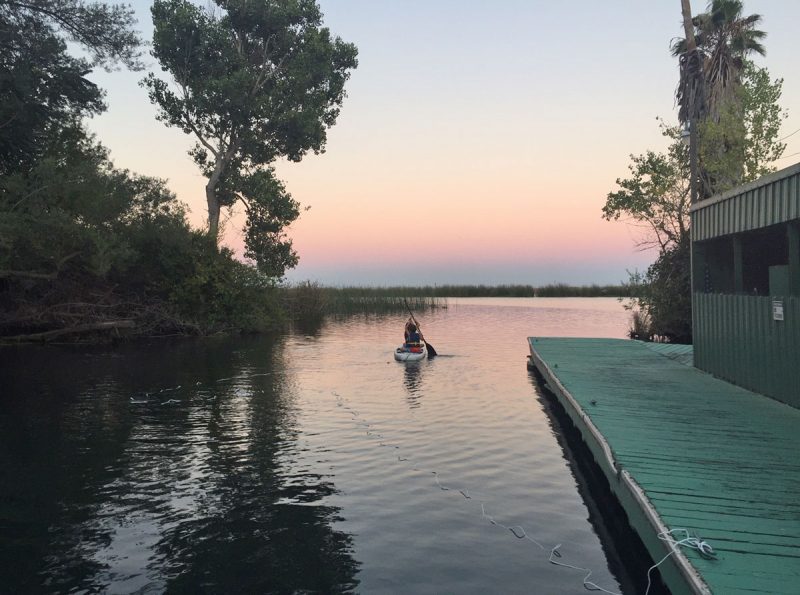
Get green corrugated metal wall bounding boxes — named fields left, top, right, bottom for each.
left=692, top=163, right=800, bottom=241
left=693, top=293, right=800, bottom=407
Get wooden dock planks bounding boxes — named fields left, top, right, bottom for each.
left=528, top=337, right=800, bottom=595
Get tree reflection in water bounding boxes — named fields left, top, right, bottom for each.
left=0, top=336, right=359, bottom=594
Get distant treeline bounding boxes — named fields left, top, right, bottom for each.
left=316, top=284, right=635, bottom=298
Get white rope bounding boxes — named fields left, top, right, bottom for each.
left=644, top=528, right=716, bottom=595
left=333, top=390, right=623, bottom=595
left=124, top=380, right=633, bottom=595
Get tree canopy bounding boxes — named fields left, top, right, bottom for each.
left=673, top=0, right=765, bottom=122
left=698, top=61, right=786, bottom=192
left=0, top=1, right=291, bottom=341
left=603, top=57, right=786, bottom=342
left=673, top=0, right=768, bottom=198
left=144, top=0, right=358, bottom=278
left=603, top=123, right=691, bottom=252
left=0, top=0, right=142, bottom=174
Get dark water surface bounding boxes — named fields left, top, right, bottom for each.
left=1, top=298, right=636, bottom=594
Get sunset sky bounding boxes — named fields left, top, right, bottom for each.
left=87, top=1, right=800, bottom=286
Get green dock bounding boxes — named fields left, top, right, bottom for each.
left=528, top=337, right=800, bottom=595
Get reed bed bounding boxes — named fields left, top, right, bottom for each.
left=533, top=283, right=634, bottom=297
left=316, top=283, right=633, bottom=298
left=280, top=282, right=445, bottom=321
left=280, top=281, right=634, bottom=325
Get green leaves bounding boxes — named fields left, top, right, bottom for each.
left=0, top=0, right=142, bottom=174
left=698, top=62, right=786, bottom=193
left=628, top=239, right=693, bottom=343
left=602, top=123, right=690, bottom=252
left=237, top=168, right=301, bottom=278
left=145, top=0, right=357, bottom=251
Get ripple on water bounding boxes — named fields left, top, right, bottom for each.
left=1, top=298, right=633, bottom=594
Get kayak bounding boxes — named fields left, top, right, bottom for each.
left=394, top=344, right=427, bottom=362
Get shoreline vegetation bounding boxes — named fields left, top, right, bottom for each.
left=0, top=1, right=641, bottom=347
left=279, top=282, right=634, bottom=327
left=0, top=281, right=633, bottom=345
left=1, top=0, right=644, bottom=346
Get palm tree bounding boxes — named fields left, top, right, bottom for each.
left=677, top=0, right=703, bottom=203
left=673, top=0, right=766, bottom=122
left=673, top=0, right=766, bottom=198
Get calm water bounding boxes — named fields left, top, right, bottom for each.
left=0, top=297, right=637, bottom=594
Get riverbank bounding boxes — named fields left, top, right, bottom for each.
left=0, top=280, right=445, bottom=345
left=1, top=280, right=630, bottom=345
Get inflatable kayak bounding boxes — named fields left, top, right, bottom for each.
left=394, top=344, right=427, bottom=362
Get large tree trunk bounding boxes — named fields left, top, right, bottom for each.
left=205, top=140, right=240, bottom=242
left=206, top=178, right=221, bottom=241
left=680, top=0, right=696, bottom=51
left=679, top=0, right=704, bottom=202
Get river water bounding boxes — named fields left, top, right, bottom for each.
left=1, top=297, right=640, bottom=594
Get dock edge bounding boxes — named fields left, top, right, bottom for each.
left=528, top=341, right=712, bottom=595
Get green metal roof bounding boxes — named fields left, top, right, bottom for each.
left=691, top=162, right=800, bottom=242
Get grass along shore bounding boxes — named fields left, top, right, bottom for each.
left=279, top=282, right=634, bottom=324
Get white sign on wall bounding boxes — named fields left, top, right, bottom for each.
left=773, top=300, right=784, bottom=321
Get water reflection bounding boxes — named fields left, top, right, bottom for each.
left=0, top=337, right=359, bottom=594
left=2, top=299, right=635, bottom=594
left=292, top=317, right=327, bottom=337
left=401, top=361, right=425, bottom=408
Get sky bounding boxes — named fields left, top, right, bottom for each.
left=86, top=1, right=800, bottom=286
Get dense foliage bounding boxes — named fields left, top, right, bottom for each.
left=606, top=7, right=786, bottom=343
left=674, top=0, right=770, bottom=199
left=144, top=0, right=358, bottom=279
left=1, top=0, right=359, bottom=342
left=698, top=62, right=786, bottom=193
left=0, top=124, right=285, bottom=340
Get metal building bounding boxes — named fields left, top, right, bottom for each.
left=691, top=162, right=800, bottom=407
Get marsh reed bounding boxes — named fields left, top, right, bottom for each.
left=280, top=283, right=446, bottom=322
left=280, top=281, right=632, bottom=325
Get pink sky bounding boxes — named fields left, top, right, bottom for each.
left=88, top=1, right=800, bottom=286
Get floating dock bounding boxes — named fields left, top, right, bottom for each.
left=527, top=337, right=800, bottom=595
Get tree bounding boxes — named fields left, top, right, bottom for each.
left=673, top=0, right=767, bottom=197
left=677, top=0, right=703, bottom=205
left=603, top=122, right=691, bottom=253
left=603, top=124, right=693, bottom=342
left=698, top=62, right=786, bottom=192
left=673, top=0, right=765, bottom=122
left=604, top=61, right=785, bottom=342
left=0, top=0, right=142, bottom=173
left=0, top=2, right=290, bottom=341
left=628, top=238, right=693, bottom=343
left=144, top=0, right=358, bottom=272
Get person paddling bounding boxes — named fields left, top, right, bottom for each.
left=404, top=319, right=421, bottom=348
left=402, top=300, right=438, bottom=358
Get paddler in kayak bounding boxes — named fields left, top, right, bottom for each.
left=404, top=318, right=420, bottom=346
